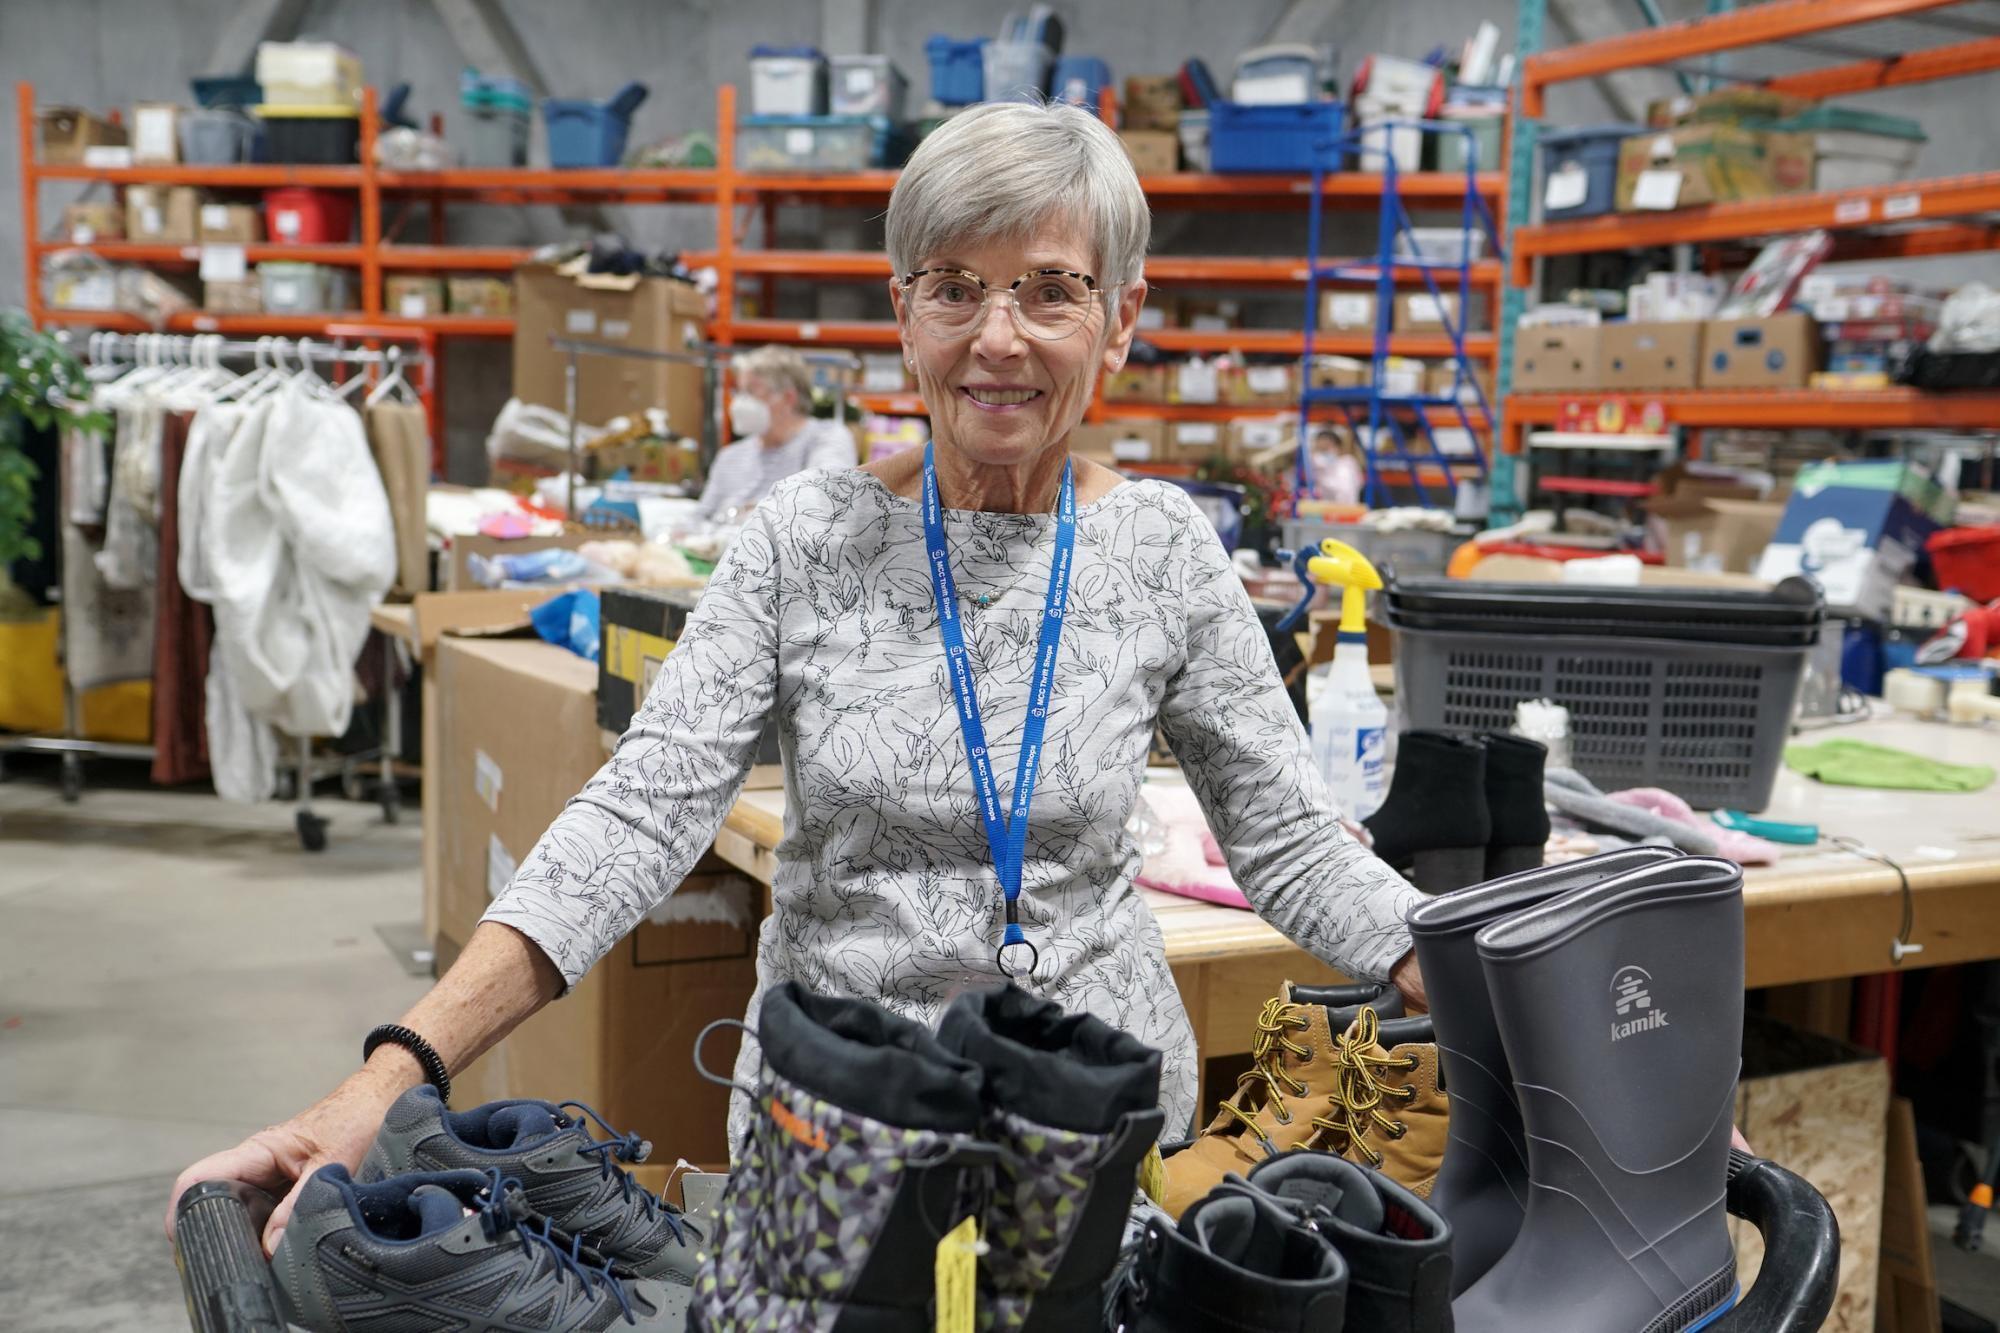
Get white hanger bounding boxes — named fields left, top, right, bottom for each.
left=365, top=345, right=417, bottom=406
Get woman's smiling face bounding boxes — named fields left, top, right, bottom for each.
left=891, top=218, right=1144, bottom=471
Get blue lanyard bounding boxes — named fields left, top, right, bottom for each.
left=920, top=441, right=1076, bottom=978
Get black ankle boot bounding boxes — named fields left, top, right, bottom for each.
left=1481, top=734, right=1551, bottom=879
left=1364, top=731, right=1490, bottom=893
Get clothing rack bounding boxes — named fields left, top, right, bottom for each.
left=545, top=336, right=864, bottom=519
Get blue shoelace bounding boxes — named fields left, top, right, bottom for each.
left=474, top=1170, right=640, bottom=1325
left=559, top=1101, right=690, bottom=1247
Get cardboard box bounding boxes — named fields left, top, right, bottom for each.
left=436, top=634, right=758, bottom=1166
left=1648, top=87, right=1813, bottom=130
left=1647, top=494, right=1784, bottom=573
left=61, top=201, right=123, bottom=243
left=386, top=275, right=446, bottom=319
left=1165, top=419, right=1227, bottom=459
left=1699, top=313, right=1820, bottom=390
left=38, top=107, right=125, bottom=164
left=1221, top=362, right=1297, bottom=407
left=1124, top=75, right=1184, bottom=132
left=1392, top=291, right=1462, bottom=333
left=1318, top=290, right=1377, bottom=333
left=1512, top=326, right=1604, bottom=392
left=1180, top=299, right=1240, bottom=332
left=445, top=531, right=595, bottom=592
left=1101, top=364, right=1167, bottom=403
left=1069, top=419, right=1167, bottom=465
left=196, top=202, right=260, bottom=244
left=202, top=278, right=263, bottom=313
left=125, top=185, right=200, bottom=245
left=1601, top=321, right=1704, bottom=390
left=1732, top=1015, right=1889, bottom=1333
left=1754, top=461, right=1949, bottom=617
left=1119, top=129, right=1178, bottom=175
left=1877, top=1098, right=1941, bottom=1333
left=1309, top=355, right=1369, bottom=390
left=131, top=102, right=181, bottom=164
left=1618, top=126, right=1815, bottom=211
left=1230, top=415, right=1297, bottom=459
left=1170, top=357, right=1221, bottom=405
left=512, top=263, right=704, bottom=433
left=449, top=275, right=513, bottom=317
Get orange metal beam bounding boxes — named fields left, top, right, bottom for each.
left=18, top=84, right=41, bottom=330
left=378, top=244, right=535, bottom=270
left=1505, top=388, right=2000, bottom=441
left=716, top=249, right=1502, bottom=287
left=36, top=308, right=515, bottom=337
left=358, top=86, right=381, bottom=317
left=1762, top=33, right=2000, bottom=99
left=1520, top=0, right=1965, bottom=115
left=376, top=167, right=717, bottom=197
left=31, top=241, right=366, bottom=266
left=35, top=163, right=367, bottom=188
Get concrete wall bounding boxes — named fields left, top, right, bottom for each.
left=4, top=1, right=1997, bottom=474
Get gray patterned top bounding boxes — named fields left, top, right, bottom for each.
left=485, top=468, right=1422, bottom=1149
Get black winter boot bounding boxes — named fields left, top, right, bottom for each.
left=1119, top=1178, right=1348, bottom=1333
left=1364, top=731, right=1490, bottom=893
left=691, top=983, right=996, bottom=1333
left=1481, top=734, right=1551, bottom=879
left=935, top=984, right=1165, bottom=1332
left=1245, top=1151, right=1454, bottom=1333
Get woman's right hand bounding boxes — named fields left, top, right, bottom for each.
left=164, top=1057, right=420, bottom=1256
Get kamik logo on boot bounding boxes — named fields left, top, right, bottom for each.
left=1610, top=965, right=1669, bottom=1041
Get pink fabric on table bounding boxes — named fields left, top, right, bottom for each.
left=1137, top=783, right=1253, bottom=911
left=1607, top=787, right=1783, bottom=866
left=1201, top=830, right=1227, bottom=866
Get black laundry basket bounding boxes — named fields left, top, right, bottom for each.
left=1386, top=577, right=1823, bottom=811
left=1712, top=1150, right=1842, bottom=1332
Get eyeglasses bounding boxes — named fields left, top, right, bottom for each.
left=898, top=267, right=1110, bottom=342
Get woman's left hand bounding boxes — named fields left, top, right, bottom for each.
left=1390, top=950, right=1428, bottom=1014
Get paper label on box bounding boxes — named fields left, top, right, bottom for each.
left=270, top=279, right=300, bottom=305
left=1407, top=295, right=1444, bottom=324
left=71, top=225, right=95, bottom=244
left=1246, top=366, right=1289, bottom=393
left=1136, top=306, right=1166, bottom=330
left=785, top=128, right=814, bottom=155
left=798, top=322, right=821, bottom=340
left=198, top=244, right=246, bottom=282
left=564, top=309, right=597, bottom=334
left=1175, top=422, right=1221, bottom=446
left=398, top=292, right=427, bottom=317
left=140, top=206, right=164, bottom=236
left=474, top=748, right=504, bottom=811
left=81, top=145, right=131, bottom=167
left=1834, top=198, right=1870, bottom=224
left=846, top=68, right=873, bottom=95
left=1329, top=295, right=1371, bottom=327
left=1883, top=193, right=1921, bottom=220
left=274, top=210, right=304, bottom=239
left=135, top=109, right=175, bottom=161
left=201, top=204, right=230, bottom=230
left=486, top=833, right=518, bottom=901
left=1110, top=436, right=1155, bottom=461
left=1632, top=170, right=1683, bottom=211
left=1176, top=359, right=1219, bottom=403
left=1544, top=165, right=1589, bottom=212
left=603, top=319, right=632, bottom=340
left=1189, top=314, right=1229, bottom=332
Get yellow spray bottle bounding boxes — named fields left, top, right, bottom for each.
left=1306, top=539, right=1390, bottom=819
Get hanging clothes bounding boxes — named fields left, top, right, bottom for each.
left=365, top=400, right=432, bottom=596
left=96, top=397, right=163, bottom=590
left=61, top=405, right=155, bottom=693
left=151, top=409, right=212, bottom=785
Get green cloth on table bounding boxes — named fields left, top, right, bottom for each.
left=1783, top=739, right=1994, bottom=793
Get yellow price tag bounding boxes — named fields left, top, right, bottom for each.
left=934, top=1214, right=981, bottom=1333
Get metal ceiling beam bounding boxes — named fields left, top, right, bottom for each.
left=206, top=0, right=311, bottom=75
left=1260, top=0, right=1351, bottom=47
left=1546, top=0, right=1681, bottom=123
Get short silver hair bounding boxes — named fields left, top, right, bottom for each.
left=886, top=101, right=1150, bottom=291
left=733, top=344, right=814, bottom=409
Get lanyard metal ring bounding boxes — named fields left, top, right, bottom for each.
left=994, top=936, right=1040, bottom=980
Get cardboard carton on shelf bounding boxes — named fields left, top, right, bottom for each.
left=1230, top=415, right=1297, bottom=460
left=1101, top=363, right=1168, bottom=403
left=1600, top=321, right=1704, bottom=391
left=386, top=275, right=446, bottom=319
left=1391, top=290, right=1487, bottom=334
left=1124, top=75, right=1184, bottom=132
left=1165, top=418, right=1228, bottom=459
left=1646, top=465, right=1786, bottom=573
left=515, top=262, right=705, bottom=434
left=38, top=107, right=126, bottom=164
left=1699, top=313, right=1821, bottom=390
left=1309, top=355, right=1369, bottom=390
left=448, top=275, right=513, bottom=318
left=1134, top=293, right=1179, bottom=332
left=1318, top=290, right=1377, bottom=334
left=436, top=634, right=757, bottom=1168
left=1616, top=126, right=1815, bottom=212
left=1180, top=299, right=1241, bottom=333
left=197, top=203, right=261, bottom=244
left=1647, top=87, right=1814, bottom=130
left=1119, top=129, right=1178, bottom=175
left=1070, top=418, right=1169, bottom=465
left=125, top=185, right=201, bottom=245
left=1513, top=326, right=1604, bottom=392
left=60, top=201, right=123, bottom=243
left=202, top=278, right=264, bottom=314
left=1221, top=362, right=1297, bottom=407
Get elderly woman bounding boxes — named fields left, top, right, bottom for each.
left=169, top=100, right=1425, bottom=1249
left=697, top=344, right=857, bottom=519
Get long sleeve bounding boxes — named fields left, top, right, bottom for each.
left=1155, top=495, right=1422, bottom=983
left=483, top=501, right=783, bottom=987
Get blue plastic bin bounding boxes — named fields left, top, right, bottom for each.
left=927, top=36, right=988, bottom=105
left=1208, top=100, right=1346, bottom=173
left=1538, top=124, right=1641, bottom=219
left=543, top=82, right=648, bottom=168
left=1052, top=56, right=1112, bottom=110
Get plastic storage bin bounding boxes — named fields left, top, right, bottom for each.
left=255, top=42, right=361, bottom=108
left=829, top=55, right=907, bottom=118
left=263, top=187, right=355, bottom=243
left=1232, top=43, right=1319, bottom=104
left=253, top=106, right=360, bottom=164
left=543, top=83, right=648, bottom=169
left=178, top=109, right=258, bottom=164
left=1052, top=56, right=1111, bottom=110
left=1355, top=108, right=1421, bottom=172
left=1394, top=226, right=1488, bottom=264
left=1539, top=125, right=1641, bottom=220
left=1769, top=106, right=1926, bottom=192
left=1177, top=109, right=1211, bottom=171
left=926, top=36, right=988, bottom=105
left=259, top=262, right=349, bottom=313
left=460, top=70, right=532, bottom=167
left=191, top=76, right=261, bottom=109
left=1435, top=108, right=1502, bottom=173
left=1386, top=576, right=1823, bottom=810
left=1928, top=526, right=2000, bottom=602
left=1208, top=100, right=1345, bottom=172
left=749, top=45, right=828, bottom=116
left=984, top=40, right=1054, bottom=102
left=737, top=115, right=914, bottom=171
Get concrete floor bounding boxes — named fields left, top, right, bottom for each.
left=6, top=759, right=2000, bottom=1330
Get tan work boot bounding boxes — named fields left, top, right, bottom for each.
left=1307, top=1007, right=1449, bottom=1198
left=1159, top=982, right=1402, bottom=1218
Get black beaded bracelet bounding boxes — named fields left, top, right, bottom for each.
left=363, top=1023, right=451, bottom=1105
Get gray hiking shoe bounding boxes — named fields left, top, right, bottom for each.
left=271, top=1165, right=686, bottom=1331
left=358, top=1087, right=702, bottom=1285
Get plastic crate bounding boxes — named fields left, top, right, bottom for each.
left=1387, top=579, right=1822, bottom=810
left=829, top=55, right=908, bottom=118
left=749, top=46, right=828, bottom=116
left=252, top=106, right=359, bottom=164
left=191, top=76, right=261, bottom=110
left=1208, top=100, right=1345, bottom=173
left=544, top=83, right=648, bottom=168
left=259, top=262, right=349, bottom=313
left=1539, top=125, right=1640, bottom=220
left=255, top=41, right=362, bottom=109
left=737, top=115, right=913, bottom=171
left=264, top=187, right=355, bottom=243
left=461, top=104, right=530, bottom=167
left=1052, top=56, right=1111, bottom=110
left=926, top=36, right=988, bottom=105
left=179, top=109, right=258, bottom=164
left=1928, top=526, right=2000, bottom=602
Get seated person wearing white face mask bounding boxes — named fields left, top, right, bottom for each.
left=697, top=345, right=859, bottom=519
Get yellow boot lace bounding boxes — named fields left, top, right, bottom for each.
left=1216, top=998, right=1315, bottom=1148
left=1307, top=1007, right=1419, bottom=1168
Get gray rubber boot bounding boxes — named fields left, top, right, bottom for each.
left=1407, top=847, right=1682, bottom=1294
left=1452, top=855, right=1744, bottom=1333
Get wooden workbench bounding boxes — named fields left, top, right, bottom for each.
left=707, top=717, right=2000, bottom=1105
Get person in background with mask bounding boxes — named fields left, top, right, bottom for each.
left=697, top=345, right=859, bottom=519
